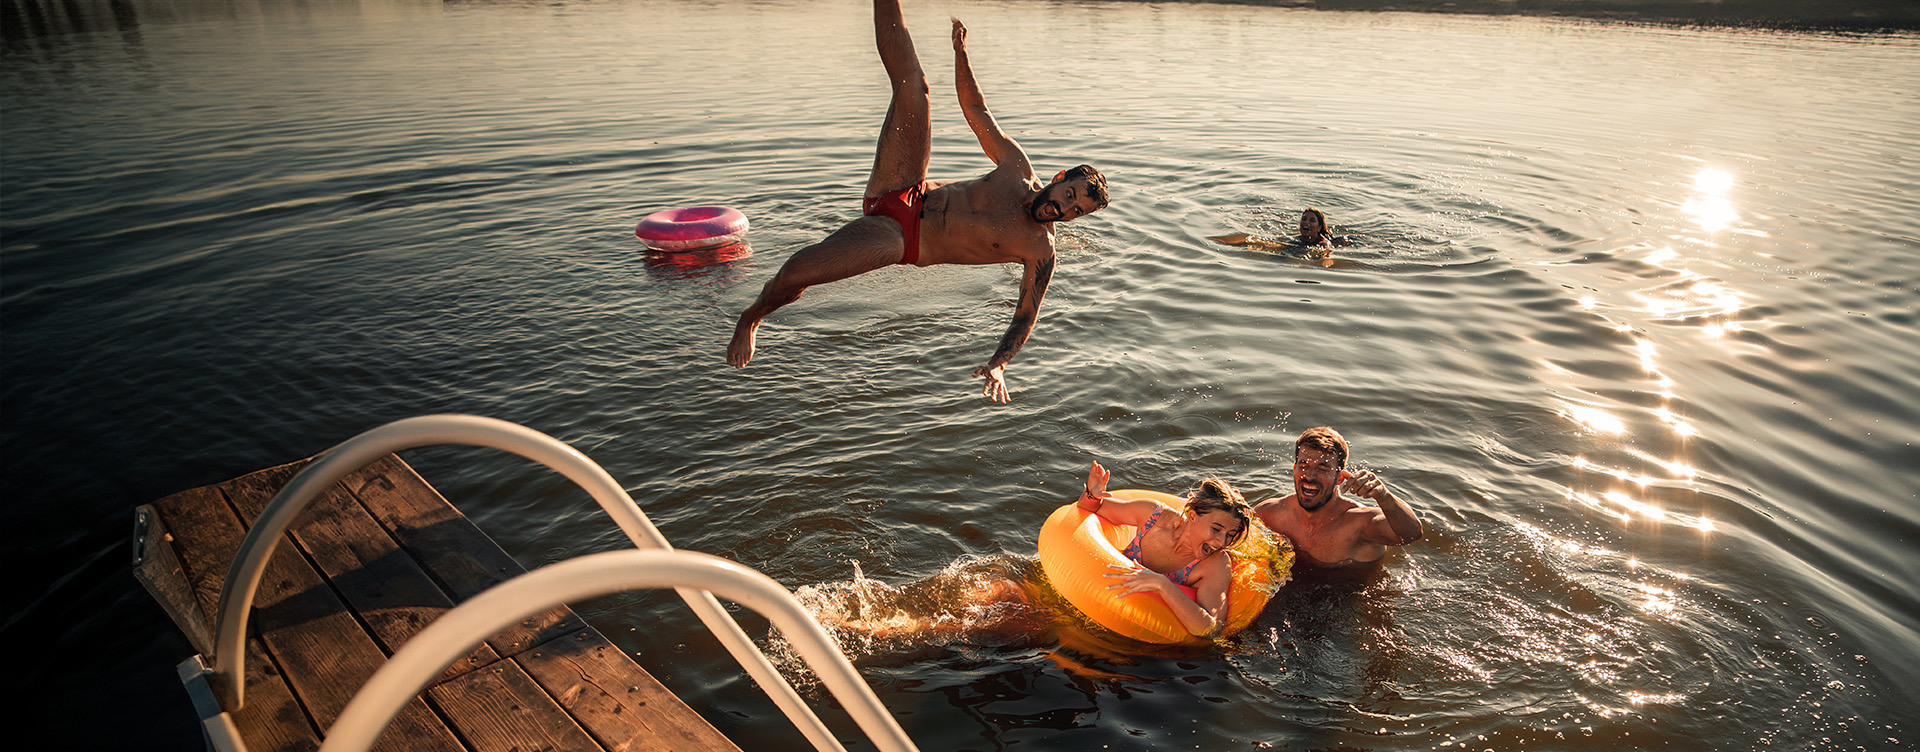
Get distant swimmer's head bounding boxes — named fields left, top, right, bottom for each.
left=1299, top=207, right=1332, bottom=246
left=1183, top=477, right=1252, bottom=558
left=1292, top=426, right=1350, bottom=512
left=1029, top=164, right=1109, bottom=224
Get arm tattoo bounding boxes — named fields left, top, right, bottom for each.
left=989, top=257, right=1054, bottom=366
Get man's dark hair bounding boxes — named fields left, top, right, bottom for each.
left=1295, top=426, right=1349, bottom=469
left=1062, top=164, right=1109, bottom=210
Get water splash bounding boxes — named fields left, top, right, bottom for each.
left=768, top=554, right=1049, bottom=684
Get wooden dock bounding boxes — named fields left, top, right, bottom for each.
left=133, top=453, right=743, bottom=752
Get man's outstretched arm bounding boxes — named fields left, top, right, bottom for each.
left=951, top=18, right=1034, bottom=176
left=1348, top=470, right=1424, bottom=545
left=972, top=255, right=1054, bottom=403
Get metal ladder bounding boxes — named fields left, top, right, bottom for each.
left=177, top=414, right=915, bottom=752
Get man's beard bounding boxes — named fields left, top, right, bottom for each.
left=1029, top=193, right=1059, bottom=223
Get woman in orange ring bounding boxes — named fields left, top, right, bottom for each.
left=1077, top=461, right=1253, bottom=638
left=812, top=464, right=1257, bottom=645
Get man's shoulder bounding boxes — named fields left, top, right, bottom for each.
left=987, top=159, right=1040, bottom=184
left=931, top=172, right=1034, bottom=212
left=978, top=164, right=1041, bottom=198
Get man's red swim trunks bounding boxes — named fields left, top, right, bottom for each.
left=863, top=181, right=928, bottom=265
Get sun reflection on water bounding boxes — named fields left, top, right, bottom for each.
left=1552, top=169, right=1768, bottom=539
left=1561, top=453, right=1717, bottom=532
left=1682, top=167, right=1738, bottom=233
left=1628, top=451, right=1698, bottom=481
left=1632, top=581, right=1678, bottom=615
left=1631, top=276, right=1752, bottom=323
left=1559, top=401, right=1627, bottom=435
left=1502, top=523, right=1702, bottom=720
left=1624, top=690, right=1688, bottom=706
left=1564, top=487, right=1717, bottom=532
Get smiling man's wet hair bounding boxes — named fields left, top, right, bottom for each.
left=1295, top=425, right=1349, bottom=469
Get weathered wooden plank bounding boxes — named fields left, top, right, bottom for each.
left=149, top=482, right=322, bottom=752
left=250, top=460, right=499, bottom=683
left=151, top=483, right=248, bottom=627
left=344, top=453, right=583, bottom=658
left=429, top=655, right=606, bottom=752
left=235, top=635, right=324, bottom=752
left=519, top=627, right=744, bottom=752
left=215, top=461, right=464, bottom=752
left=217, top=460, right=306, bottom=517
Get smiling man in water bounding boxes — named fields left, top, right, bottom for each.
left=725, top=2, right=1109, bottom=403
left=1253, top=427, right=1424, bottom=569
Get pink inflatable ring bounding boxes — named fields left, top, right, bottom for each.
left=635, top=205, right=749, bottom=252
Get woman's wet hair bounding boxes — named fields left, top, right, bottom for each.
left=1185, top=477, right=1252, bottom=549
left=1295, top=426, right=1349, bottom=468
left=1299, top=207, right=1332, bottom=245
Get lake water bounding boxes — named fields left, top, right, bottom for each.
left=4, top=1, right=1917, bottom=749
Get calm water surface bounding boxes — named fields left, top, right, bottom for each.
left=4, top=1, right=1917, bottom=750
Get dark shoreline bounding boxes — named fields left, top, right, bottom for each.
left=5, top=0, right=1919, bottom=40
left=6, top=0, right=1920, bottom=40
left=1113, top=0, right=1920, bottom=31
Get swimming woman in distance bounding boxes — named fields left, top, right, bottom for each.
left=1210, top=207, right=1339, bottom=265
left=1078, top=460, right=1253, bottom=638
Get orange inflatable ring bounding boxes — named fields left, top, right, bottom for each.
left=1037, top=490, right=1282, bottom=644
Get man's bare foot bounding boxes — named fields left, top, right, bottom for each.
left=726, top=321, right=758, bottom=367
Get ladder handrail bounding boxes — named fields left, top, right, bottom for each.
left=209, top=414, right=855, bottom=752
left=316, top=549, right=916, bottom=752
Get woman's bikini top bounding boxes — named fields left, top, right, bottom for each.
left=1122, top=507, right=1203, bottom=587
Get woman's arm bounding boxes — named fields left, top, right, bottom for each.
left=1184, top=557, right=1234, bottom=636
left=1075, top=461, right=1161, bottom=526
left=1103, top=559, right=1226, bottom=638
left=1209, top=233, right=1291, bottom=254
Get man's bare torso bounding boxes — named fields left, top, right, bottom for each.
left=911, top=168, right=1054, bottom=266
left=1256, top=495, right=1391, bottom=569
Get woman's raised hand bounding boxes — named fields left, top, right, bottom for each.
left=1077, top=461, right=1115, bottom=512
left=1085, top=460, right=1111, bottom=497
